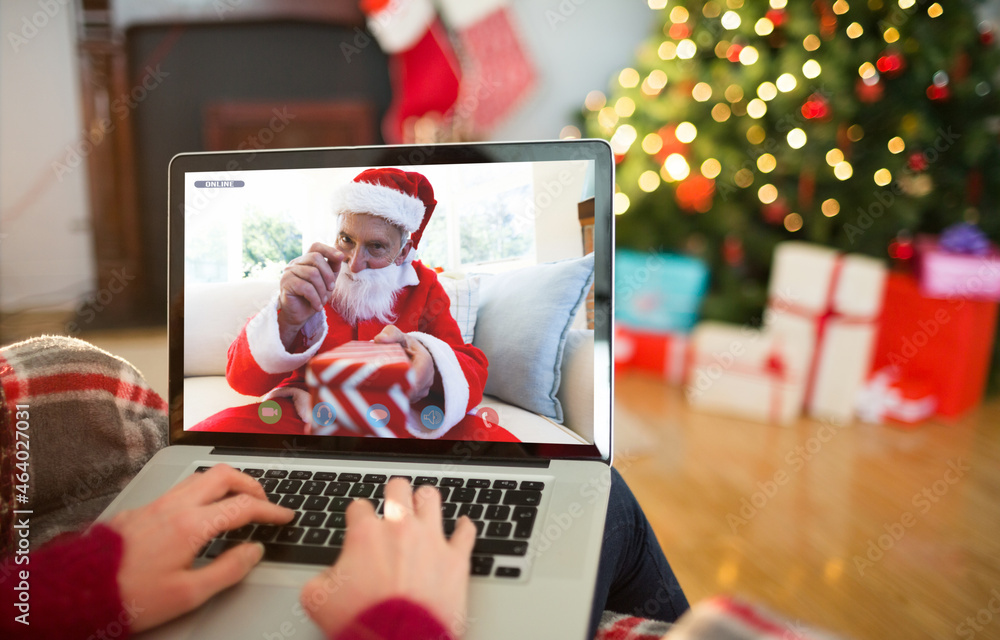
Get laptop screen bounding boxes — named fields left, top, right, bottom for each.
left=169, top=142, right=612, bottom=462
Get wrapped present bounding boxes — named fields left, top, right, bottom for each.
left=915, top=224, right=1000, bottom=301
left=615, top=249, right=709, bottom=333
left=686, top=321, right=804, bottom=426
left=306, top=341, right=412, bottom=437
left=766, top=242, right=887, bottom=424
left=871, top=272, right=998, bottom=418
left=856, top=367, right=937, bottom=426
left=614, top=325, right=688, bottom=385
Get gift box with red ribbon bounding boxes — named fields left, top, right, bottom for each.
left=765, top=242, right=887, bottom=424
left=305, top=341, right=412, bottom=437
left=915, top=224, right=1000, bottom=302
left=614, top=325, right=689, bottom=385
left=855, top=367, right=937, bottom=426
left=686, top=321, right=803, bottom=425
left=871, top=272, right=998, bottom=418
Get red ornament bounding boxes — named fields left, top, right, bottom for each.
left=926, top=84, right=950, bottom=101
left=761, top=198, right=791, bottom=225
left=654, top=125, right=688, bottom=163
left=876, top=52, right=905, bottom=77
left=980, top=22, right=995, bottom=45
left=856, top=77, right=884, bottom=103
left=888, top=239, right=914, bottom=261
left=726, top=43, right=744, bottom=63
left=766, top=9, right=787, bottom=27
left=669, top=23, right=691, bottom=39
left=801, top=93, right=831, bottom=119
left=907, top=152, right=928, bottom=172
left=675, top=176, right=715, bottom=213
left=723, top=235, right=745, bottom=266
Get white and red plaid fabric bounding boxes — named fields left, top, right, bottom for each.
left=306, top=342, right=412, bottom=437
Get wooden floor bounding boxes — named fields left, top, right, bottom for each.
left=614, top=371, right=1000, bottom=640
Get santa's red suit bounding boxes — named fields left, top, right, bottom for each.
left=223, top=258, right=487, bottom=438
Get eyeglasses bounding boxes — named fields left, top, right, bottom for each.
left=335, top=233, right=402, bottom=270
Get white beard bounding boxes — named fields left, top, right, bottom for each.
left=329, top=263, right=406, bottom=326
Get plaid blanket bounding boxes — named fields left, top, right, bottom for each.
left=0, top=335, right=168, bottom=556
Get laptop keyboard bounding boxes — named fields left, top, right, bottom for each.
left=194, top=466, right=544, bottom=579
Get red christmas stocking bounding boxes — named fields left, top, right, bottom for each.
left=438, top=0, right=537, bottom=135
left=361, top=0, right=462, bottom=143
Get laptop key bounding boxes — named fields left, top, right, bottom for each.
left=279, top=494, right=305, bottom=510
left=512, top=506, right=538, bottom=539
left=349, top=483, right=376, bottom=498
left=242, top=468, right=264, bottom=478
left=503, top=490, right=542, bottom=506
left=276, top=527, right=305, bottom=544
left=373, top=484, right=386, bottom=498
left=442, top=519, right=457, bottom=535
left=363, top=473, right=387, bottom=483
left=442, top=503, right=458, bottom=519
left=264, top=470, right=288, bottom=479
left=195, top=466, right=211, bottom=473
left=414, top=476, right=438, bottom=486
left=300, top=512, right=327, bottom=528
left=303, top=496, right=329, bottom=511
left=440, top=477, right=464, bottom=487
left=471, top=556, right=494, bottom=576
left=262, top=543, right=341, bottom=565
left=324, top=482, right=350, bottom=497
left=338, top=473, right=362, bottom=483
left=473, top=521, right=485, bottom=536
left=496, top=567, right=521, bottom=578
left=225, top=524, right=255, bottom=540
left=473, top=539, right=528, bottom=556
left=467, top=479, right=491, bottom=489
left=260, top=478, right=279, bottom=493
left=486, top=521, right=513, bottom=538
left=485, top=505, right=510, bottom=521
left=435, top=487, right=451, bottom=502
left=492, top=480, right=517, bottom=490
left=328, top=497, right=353, bottom=512
left=303, top=528, right=330, bottom=545
left=251, top=525, right=280, bottom=543
left=266, top=494, right=280, bottom=504
left=301, top=481, right=326, bottom=496
left=451, top=488, right=476, bottom=503
left=289, top=470, right=312, bottom=480
left=520, top=481, right=545, bottom=491
left=326, top=513, right=347, bottom=528
left=476, top=489, right=502, bottom=505
left=458, top=504, right=484, bottom=520
left=276, top=480, right=302, bottom=494
left=314, top=472, right=337, bottom=481
left=204, top=539, right=238, bottom=558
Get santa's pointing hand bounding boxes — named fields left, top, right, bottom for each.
left=278, top=242, right=345, bottom=348
left=374, top=325, right=435, bottom=403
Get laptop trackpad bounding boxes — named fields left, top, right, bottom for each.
left=140, top=582, right=326, bottom=640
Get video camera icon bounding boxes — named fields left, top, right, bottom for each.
left=258, top=400, right=282, bottom=424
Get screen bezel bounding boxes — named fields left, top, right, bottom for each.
left=168, top=140, right=614, bottom=463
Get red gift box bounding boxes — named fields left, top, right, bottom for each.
left=306, top=341, right=412, bottom=437
left=614, top=325, right=689, bottom=385
left=871, top=273, right=998, bottom=418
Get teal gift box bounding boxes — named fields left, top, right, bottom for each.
left=615, top=249, right=709, bottom=332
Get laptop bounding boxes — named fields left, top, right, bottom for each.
left=98, top=139, right=615, bottom=639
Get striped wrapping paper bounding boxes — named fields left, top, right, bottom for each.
left=306, top=341, right=412, bottom=437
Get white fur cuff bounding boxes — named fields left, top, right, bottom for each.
left=245, top=296, right=328, bottom=374
left=407, top=331, right=469, bottom=438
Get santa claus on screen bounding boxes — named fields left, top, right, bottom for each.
left=210, top=168, right=491, bottom=438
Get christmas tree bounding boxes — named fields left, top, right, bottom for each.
left=586, top=0, right=1000, bottom=324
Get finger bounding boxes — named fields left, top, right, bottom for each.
left=183, top=464, right=267, bottom=505
left=184, top=542, right=265, bottom=609
left=195, top=495, right=295, bottom=539
left=450, top=516, right=477, bottom=555
left=382, top=477, right=415, bottom=522
left=373, top=325, right=406, bottom=346
left=282, top=276, right=325, bottom=313
left=344, top=494, right=378, bottom=528
left=286, top=264, right=332, bottom=306
left=413, top=485, right=443, bottom=528
left=298, top=253, right=339, bottom=291
left=309, top=242, right=344, bottom=268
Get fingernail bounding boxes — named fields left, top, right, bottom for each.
left=250, top=542, right=265, bottom=562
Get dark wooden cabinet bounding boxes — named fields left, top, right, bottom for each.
left=74, top=0, right=387, bottom=327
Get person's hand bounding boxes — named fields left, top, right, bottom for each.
left=278, top=242, right=346, bottom=344
left=108, top=465, right=295, bottom=632
left=373, top=325, right=435, bottom=402
left=300, top=478, right=477, bottom=638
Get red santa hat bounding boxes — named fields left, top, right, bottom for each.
left=336, top=168, right=437, bottom=249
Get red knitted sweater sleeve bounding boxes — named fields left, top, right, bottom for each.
left=333, top=598, right=455, bottom=640
left=0, top=523, right=126, bottom=640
